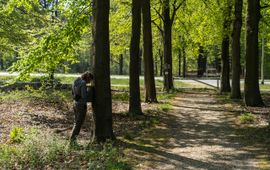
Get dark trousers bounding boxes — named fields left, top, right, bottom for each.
left=70, top=103, right=87, bottom=142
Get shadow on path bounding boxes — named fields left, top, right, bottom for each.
left=123, top=90, right=270, bottom=170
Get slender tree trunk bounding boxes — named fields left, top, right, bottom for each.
left=139, top=48, right=142, bottom=75
left=220, top=0, right=232, bottom=93
left=163, top=0, right=173, bottom=92
left=244, top=0, right=264, bottom=106
left=231, top=0, right=243, bottom=99
left=178, top=48, right=181, bottom=77
left=142, top=0, right=157, bottom=103
left=159, top=49, right=163, bottom=76
left=261, top=23, right=265, bottom=85
left=93, top=0, right=114, bottom=142
left=155, top=54, right=158, bottom=76
left=0, top=58, right=3, bottom=70
left=119, top=54, right=123, bottom=75
left=197, top=46, right=205, bottom=77
left=129, top=0, right=142, bottom=114
left=182, top=48, right=186, bottom=78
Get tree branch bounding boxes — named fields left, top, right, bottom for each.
left=152, top=19, right=164, bottom=36
left=153, top=6, right=165, bottom=22
left=260, top=5, right=270, bottom=10
left=171, top=0, right=186, bottom=25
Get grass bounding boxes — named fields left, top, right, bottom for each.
left=0, top=87, right=71, bottom=103
left=0, top=128, right=130, bottom=170
left=239, top=113, right=256, bottom=124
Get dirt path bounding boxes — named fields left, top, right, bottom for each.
left=124, top=91, right=270, bottom=170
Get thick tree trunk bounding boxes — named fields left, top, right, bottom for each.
left=129, top=0, right=143, bottom=114
left=93, top=0, right=114, bottom=142
left=231, top=0, right=242, bottom=99
left=119, top=54, right=123, bottom=75
left=163, top=0, right=173, bottom=92
left=90, top=0, right=96, bottom=72
left=220, top=1, right=232, bottom=93
left=142, top=0, right=157, bottom=103
left=178, top=48, right=181, bottom=77
left=244, top=0, right=264, bottom=106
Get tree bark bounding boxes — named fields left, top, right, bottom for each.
left=182, top=48, right=186, bottom=78
left=90, top=0, right=96, bottom=72
left=155, top=54, right=158, bottom=76
left=163, top=0, right=173, bottom=92
left=220, top=0, right=232, bottom=93
left=231, top=0, right=243, bottom=99
left=142, top=0, right=157, bottom=103
left=119, top=54, right=123, bottom=75
left=178, top=48, right=181, bottom=77
left=129, top=0, right=143, bottom=114
left=261, top=23, right=265, bottom=85
left=93, top=0, right=114, bottom=142
left=197, top=46, right=206, bottom=77
left=244, top=0, right=264, bottom=106
left=159, top=49, right=163, bottom=76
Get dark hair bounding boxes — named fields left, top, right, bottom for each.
left=81, top=71, right=93, bottom=81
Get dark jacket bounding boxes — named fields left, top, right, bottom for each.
left=72, top=77, right=88, bottom=105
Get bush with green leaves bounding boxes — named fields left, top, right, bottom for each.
left=9, top=127, right=26, bottom=143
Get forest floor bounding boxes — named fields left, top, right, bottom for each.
left=122, top=89, right=270, bottom=170
left=0, top=87, right=270, bottom=169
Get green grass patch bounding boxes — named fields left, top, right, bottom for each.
left=159, top=104, right=173, bottom=112
left=0, top=87, right=71, bottom=103
left=239, top=113, right=256, bottom=124
left=0, top=129, right=130, bottom=170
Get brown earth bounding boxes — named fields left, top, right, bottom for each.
left=122, top=90, right=270, bottom=170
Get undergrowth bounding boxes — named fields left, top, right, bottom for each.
left=0, top=128, right=130, bottom=170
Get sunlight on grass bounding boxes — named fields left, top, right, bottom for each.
left=0, top=129, right=130, bottom=169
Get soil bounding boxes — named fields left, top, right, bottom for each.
left=122, top=90, right=270, bottom=170
left=1, top=89, right=269, bottom=170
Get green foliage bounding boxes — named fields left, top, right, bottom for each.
left=239, top=113, right=256, bottom=124
left=0, top=132, right=69, bottom=169
left=9, top=127, right=26, bottom=143
left=85, top=143, right=131, bottom=170
left=0, top=132, right=130, bottom=169
left=159, top=104, right=172, bottom=112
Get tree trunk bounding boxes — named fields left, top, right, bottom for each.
left=178, top=48, right=181, bottom=77
left=119, top=54, right=123, bottom=75
left=163, top=0, right=173, bottom=92
left=129, top=0, right=143, bottom=114
left=93, top=0, right=114, bottom=142
left=142, top=0, right=157, bottom=103
left=155, top=54, right=158, bottom=76
left=159, top=49, right=163, bottom=76
left=220, top=1, right=232, bottom=93
left=197, top=46, right=206, bottom=77
left=244, top=0, right=264, bottom=106
left=139, top=48, right=143, bottom=75
left=90, top=0, right=96, bottom=72
left=0, top=58, right=3, bottom=70
left=182, top=48, right=186, bottom=78
left=231, top=0, right=242, bottom=99
left=261, top=23, right=265, bottom=85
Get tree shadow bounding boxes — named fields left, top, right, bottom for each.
left=121, top=90, right=270, bottom=169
